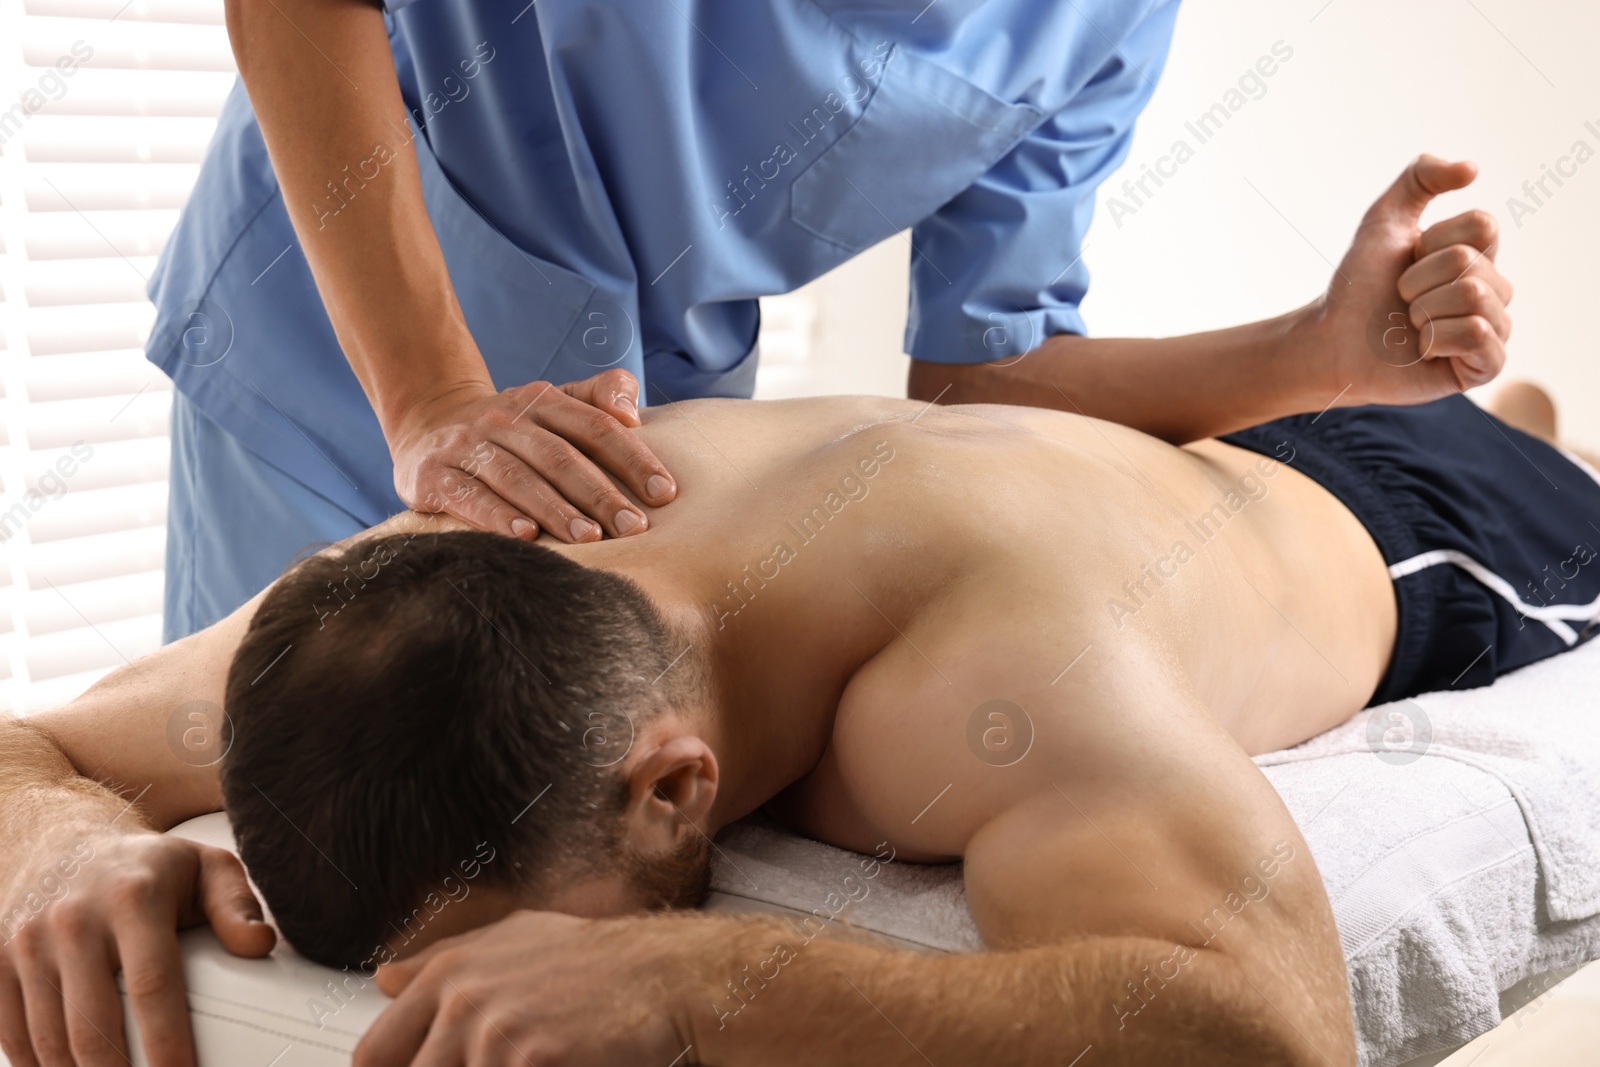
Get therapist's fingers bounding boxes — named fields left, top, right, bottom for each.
left=1418, top=316, right=1505, bottom=390
left=1415, top=208, right=1498, bottom=262
left=1409, top=276, right=1511, bottom=341
left=470, top=454, right=601, bottom=543
left=558, top=367, right=643, bottom=427
left=489, top=422, right=652, bottom=543
left=397, top=372, right=674, bottom=540
left=495, top=388, right=662, bottom=535
left=1363, top=154, right=1477, bottom=227
left=449, top=446, right=636, bottom=546
left=473, top=427, right=639, bottom=541
left=518, top=377, right=678, bottom=506
left=442, top=411, right=611, bottom=541
left=1397, top=244, right=1513, bottom=306
left=428, top=467, right=547, bottom=541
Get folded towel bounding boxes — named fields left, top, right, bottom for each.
left=1258, top=636, right=1600, bottom=924
left=712, top=816, right=980, bottom=953
left=1250, top=637, right=1600, bottom=1063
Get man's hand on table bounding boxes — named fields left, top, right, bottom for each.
left=355, top=911, right=702, bottom=1067
left=1292, top=153, right=1514, bottom=408
left=0, top=831, right=273, bottom=1067
left=389, top=369, right=678, bottom=544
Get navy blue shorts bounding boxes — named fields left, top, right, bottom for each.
left=1223, top=394, right=1600, bottom=705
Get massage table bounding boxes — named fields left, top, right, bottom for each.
left=7, top=639, right=1600, bottom=1067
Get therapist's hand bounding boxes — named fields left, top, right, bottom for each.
left=0, top=832, right=274, bottom=1067
left=1302, top=153, right=1513, bottom=406
left=389, top=368, right=678, bottom=543
left=354, top=911, right=696, bottom=1067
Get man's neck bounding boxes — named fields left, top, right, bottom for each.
left=591, top=545, right=900, bottom=833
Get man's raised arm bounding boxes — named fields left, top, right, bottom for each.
left=0, top=510, right=462, bottom=1067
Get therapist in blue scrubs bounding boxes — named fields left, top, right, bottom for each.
left=151, top=0, right=1512, bottom=640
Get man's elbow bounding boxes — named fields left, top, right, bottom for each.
left=1216, top=1010, right=1347, bottom=1067
left=0, top=715, right=78, bottom=790
left=1206, top=955, right=1358, bottom=1067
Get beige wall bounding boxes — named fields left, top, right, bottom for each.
left=760, top=0, right=1600, bottom=449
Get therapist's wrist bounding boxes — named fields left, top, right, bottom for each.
left=378, top=373, right=497, bottom=446
left=1274, top=297, right=1361, bottom=416
left=338, top=310, right=496, bottom=442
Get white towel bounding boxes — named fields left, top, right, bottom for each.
left=1253, top=637, right=1600, bottom=1064
left=1259, top=638, right=1600, bottom=923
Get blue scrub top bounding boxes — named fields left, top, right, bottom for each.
left=146, top=0, right=1179, bottom=525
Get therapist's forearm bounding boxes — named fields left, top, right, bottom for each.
left=909, top=303, right=1339, bottom=444
left=224, top=0, right=489, bottom=435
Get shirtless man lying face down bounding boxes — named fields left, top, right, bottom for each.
left=4, top=385, right=1599, bottom=1067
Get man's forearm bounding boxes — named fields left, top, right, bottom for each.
left=0, top=595, right=268, bottom=904
left=225, top=0, right=488, bottom=434
left=0, top=569, right=287, bottom=871
left=909, top=303, right=1346, bottom=444
left=0, top=718, right=141, bottom=903
left=688, top=921, right=1336, bottom=1067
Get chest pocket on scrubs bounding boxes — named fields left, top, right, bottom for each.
left=412, top=128, right=597, bottom=388
left=789, top=46, right=1041, bottom=255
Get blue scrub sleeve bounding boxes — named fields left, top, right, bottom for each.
left=903, top=2, right=1180, bottom=365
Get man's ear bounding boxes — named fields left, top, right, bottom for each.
left=622, top=733, right=718, bottom=853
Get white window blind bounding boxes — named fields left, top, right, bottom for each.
left=0, top=0, right=235, bottom=712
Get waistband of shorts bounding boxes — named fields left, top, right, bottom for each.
left=1221, top=419, right=1434, bottom=707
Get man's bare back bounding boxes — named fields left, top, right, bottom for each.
left=543, top=392, right=1394, bottom=848
left=570, top=393, right=1397, bottom=773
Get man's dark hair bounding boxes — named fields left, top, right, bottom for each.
left=220, top=529, right=709, bottom=968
